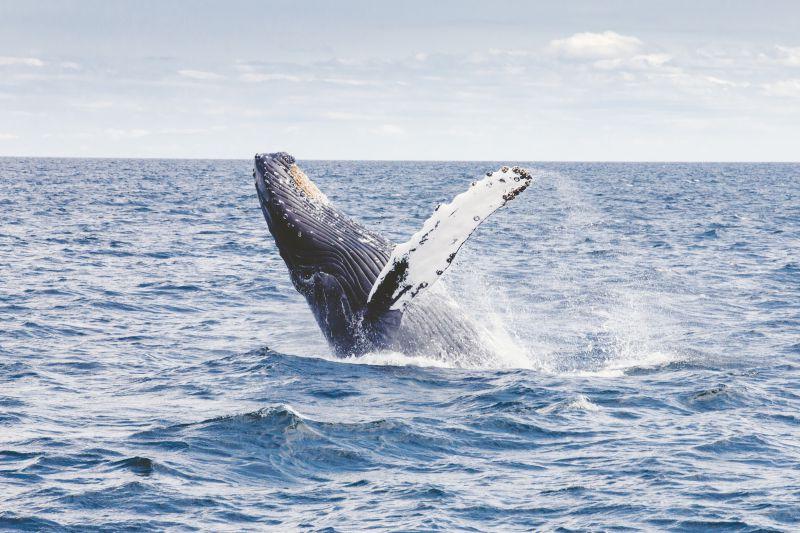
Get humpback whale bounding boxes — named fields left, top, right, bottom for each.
left=254, top=152, right=533, bottom=359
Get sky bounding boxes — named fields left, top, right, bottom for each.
left=1, top=0, right=800, bottom=161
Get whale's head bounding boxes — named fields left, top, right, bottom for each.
left=254, top=152, right=391, bottom=354
left=254, top=152, right=340, bottom=282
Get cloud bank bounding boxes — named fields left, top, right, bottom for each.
left=1, top=1, right=799, bottom=160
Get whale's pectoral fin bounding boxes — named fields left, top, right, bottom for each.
left=365, top=165, right=534, bottom=317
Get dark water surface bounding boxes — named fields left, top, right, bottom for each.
left=1, top=158, right=799, bottom=531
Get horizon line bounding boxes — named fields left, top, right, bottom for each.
left=1, top=155, right=799, bottom=164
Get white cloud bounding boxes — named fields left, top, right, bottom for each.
left=763, top=79, right=800, bottom=98
left=0, top=56, right=44, bottom=67
left=239, top=72, right=375, bottom=86
left=105, top=128, right=150, bottom=140
left=319, top=77, right=375, bottom=86
left=488, top=48, right=532, bottom=58
left=60, top=61, right=81, bottom=70
left=775, top=46, right=800, bottom=67
left=548, top=31, right=642, bottom=59
left=159, top=126, right=227, bottom=135
left=594, top=53, right=672, bottom=70
left=73, top=100, right=115, bottom=109
left=370, top=124, right=404, bottom=136
left=240, top=72, right=303, bottom=82
left=0, top=133, right=19, bottom=140
left=178, top=69, right=224, bottom=80
left=323, top=111, right=375, bottom=121
left=42, top=132, right=94, bottom=140
left=702, top=75, right=745, bottom=88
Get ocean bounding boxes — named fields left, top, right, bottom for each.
left=1, top=158, right=798, bottom=531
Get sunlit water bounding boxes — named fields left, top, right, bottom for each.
left=1, top=158, right=799, bottom=531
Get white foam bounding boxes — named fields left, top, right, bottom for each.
left=337, top=350, right=455, bottom=369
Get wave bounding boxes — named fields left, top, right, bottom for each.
left=537, top=394, right=601, bottom=414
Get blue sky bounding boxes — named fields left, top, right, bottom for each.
left=1, top=0, right=799, bottom=160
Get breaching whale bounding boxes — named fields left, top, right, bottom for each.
left=254, top=152, right=533, bottom=359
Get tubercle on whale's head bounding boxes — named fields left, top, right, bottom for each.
left=254, top=152, right=330, bottom=250
left=254, top=152, right=329, bottom=254
left=254, top=152, right=329, bottom=208
left=288, top=163, right=330, bottom=204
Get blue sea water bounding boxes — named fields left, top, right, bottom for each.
left=1, top=157, right=799, bottom=531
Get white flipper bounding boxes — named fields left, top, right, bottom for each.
left=366, top=165, right=534, bottom=315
